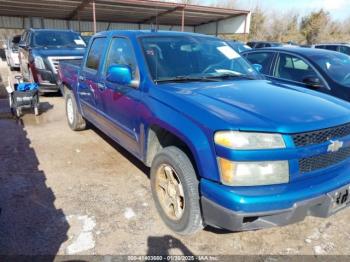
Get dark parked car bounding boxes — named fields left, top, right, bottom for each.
left=313, top=43, right=350, bottom=56
left=226, top=40, right=251, bottom=53
left=247, top=41, right=283, bottom=49
left=81, top=35, right=92, bottom=45
left=242, top=47, right=350, bottom=101
left=18, top=29, right=86, bottom=93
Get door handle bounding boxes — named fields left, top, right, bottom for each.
left=79, top=75, right=86, bottom=81
left=97, top=83, right=105, bottom=90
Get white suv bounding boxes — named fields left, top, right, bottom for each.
left=4, top=35, right=21, bottom=71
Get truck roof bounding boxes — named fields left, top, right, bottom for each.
left=28, top=28, right=78, bottom=33
left=95, top=30, right=215, bottom=38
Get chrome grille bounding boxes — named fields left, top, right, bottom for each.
left=48, top=56, right=83, bottom=74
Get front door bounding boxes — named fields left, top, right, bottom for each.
left=98, top=37, right=141, bottom=156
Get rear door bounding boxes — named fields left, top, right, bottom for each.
left=78, top=37, right=108, bottom=122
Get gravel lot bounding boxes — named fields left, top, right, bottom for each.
left=1, top=60, right=350, bottom=257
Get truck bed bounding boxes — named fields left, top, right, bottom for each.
left=58, top=59, right=82, bottom=91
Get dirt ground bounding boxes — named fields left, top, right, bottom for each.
left=1, top=60, right=350, bottom=257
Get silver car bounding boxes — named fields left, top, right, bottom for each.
left=4, top=35, right=21, bottom=71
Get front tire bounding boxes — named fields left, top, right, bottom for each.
left=65, top=89, right=86, bottom=131
left=151, top=146, right=203, bottom=235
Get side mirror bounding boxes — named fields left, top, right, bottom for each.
left=253, top=63, right=263, bottom=72
left=106, top=64, right=132, bottom=86
left=302, top=76, right=324, bottom=89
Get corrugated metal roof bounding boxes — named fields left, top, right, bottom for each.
left=0, top=0, right=250, bottom=26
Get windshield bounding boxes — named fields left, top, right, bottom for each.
left=33, top=31, right=86, bottom=48
left=310, top=52, right=350, bottom=87
left=141, top=35, right=261, bottom=82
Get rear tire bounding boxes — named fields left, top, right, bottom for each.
left=150, top=146, right=203, bottom=235
left=65, top=89, right=86, bottom=131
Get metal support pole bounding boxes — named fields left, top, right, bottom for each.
left=181, top=7, right=185, bottom=32
left=92, top=0, right=96, bottom=34
left=78, top=10, right=81, bottom=32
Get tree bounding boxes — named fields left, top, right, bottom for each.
left=268, top=12, right=303, bottom=43
left=248, top=6, right=267, bottom=40
left=210, top=0, right=237, bottom=8
left=301, top=9, right=330, bottom=44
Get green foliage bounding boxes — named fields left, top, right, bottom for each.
left=301, top=9, right=330, bottom=44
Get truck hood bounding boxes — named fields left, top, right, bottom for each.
left=32, top=46, right=86, bottom=57
left=154, top=80, right=350, bottom=133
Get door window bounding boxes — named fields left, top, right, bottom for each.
left=244, top=52, right=274, bottom=74
left=275, top=53, right=319, bottom=83
left=85, top=37, right=107, bottom=71
left=339, top=46, right=350, bottom=55
left=255, top=43, right=266, bottom=48
left=315, top=45, right=338, bottom=51
left=324, top=45, right=338, bottom=51
left=315, top=45, right=326, bottom=50
left=104, top=37, right=138, bottom=79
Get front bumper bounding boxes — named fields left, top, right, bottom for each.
left=35, top=69, right=60, bottom=92
left=38, top=83, right=59, bottom=93
left=200, top=159, right=350, bottom=231
left=201, top=182, right=350, bottom=231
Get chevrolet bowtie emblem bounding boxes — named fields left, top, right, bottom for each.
left=327, top=140, right=343, bottom=152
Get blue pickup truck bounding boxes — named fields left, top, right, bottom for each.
left=59, top=30, right=350, bottom=235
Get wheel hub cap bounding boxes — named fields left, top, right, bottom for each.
left=67, top=98, right=74, bottom=124
left=155, top=164, right=185, bottom=220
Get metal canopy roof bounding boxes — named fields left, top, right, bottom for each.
left=0, top=0, right=250, bottom=26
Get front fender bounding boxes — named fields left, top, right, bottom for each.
left=142, top=97, right=220, bottom=182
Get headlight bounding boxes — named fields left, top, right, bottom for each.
left=218, top=158, right=289, bottom=186
left=34, top=56, right=45, bottom=69
left=214, top=131, right=285, bottom=150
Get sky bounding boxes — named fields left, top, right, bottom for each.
left=205, top=0, right=350, bottom=20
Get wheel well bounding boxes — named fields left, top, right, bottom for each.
left=146, top=125, right=198, bottom=172
left=62, top=83, right=73, bottom=96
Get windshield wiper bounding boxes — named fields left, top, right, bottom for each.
left=155, top=75, right=220, bottom=83
left=208, top=72, right=256, bottom=80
